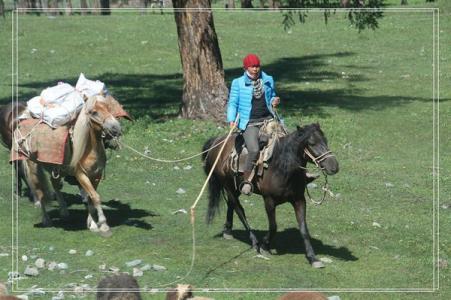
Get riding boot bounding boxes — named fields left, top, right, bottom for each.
left=241, top=169, right=254, bottom=195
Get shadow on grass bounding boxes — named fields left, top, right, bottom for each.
left=1, top=52, right=441, bottom=120
left=34, top=193, right=157, bottom=231
left=227, top=228, right=358, bottom=262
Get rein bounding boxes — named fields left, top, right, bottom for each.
left=116, top=138, right=226, bottom=163
left=305, top=173, right=329, bottom=205
left=301, top=148, right=336, bottom=205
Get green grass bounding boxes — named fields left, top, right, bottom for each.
left=0, top=2, right=450, bottom=299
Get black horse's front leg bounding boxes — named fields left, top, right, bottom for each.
left=291, top=196, right=324, bottom=268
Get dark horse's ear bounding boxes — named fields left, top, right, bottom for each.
left=315, top=122, right=321, bottom=129
left=296, top=125, right=302, bottom=131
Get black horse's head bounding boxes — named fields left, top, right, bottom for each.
left=297, top=123, right=339, bottom=175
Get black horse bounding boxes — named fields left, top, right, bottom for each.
left=202, top=123, right=339, bottom=268
left=0, top=102, right=34, bottom=200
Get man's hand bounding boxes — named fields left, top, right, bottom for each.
left=272, top=96, right=280, bottom=107
left=230, top=121, right=237, bottom=128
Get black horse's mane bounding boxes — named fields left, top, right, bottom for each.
left=271, top=123, right=323, bottom=174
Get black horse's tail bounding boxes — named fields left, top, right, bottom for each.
left=202, top=137, right=224, bottom=224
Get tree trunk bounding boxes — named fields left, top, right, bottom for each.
left=65, top=0, right=73, bottom=15
left=46, top=0, right=58, bottom=15
left=100, top=0, right=110, bottom=14
left=225, top=0, right=235, bottom=9
left=240, top=0, right=252, bottom=8
left=17, top=0, right=26, bottom=8
left=92, top=0, right=101, bottom=14
left=0, top=0, right=4, bottom=17
left=172, top=0, right=228, bottom=121
left=80, top=0, right=89, bottom=14
left=268, top=0, right=279, bottom=9
left=36, top=0, right=43, bottom=10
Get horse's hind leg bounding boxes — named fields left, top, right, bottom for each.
left=223, top=192, right=236, bottom=240
left=16, top=160, right=39, bottom=204
left=231, top=197, right=259, bottom=251
left=14, top=161, right=23, bottom=196
left=25, top=161, right=52, bottom=226
left=50, top=176, right=69, bottom=220
left=291, top=196, right=324, bottom=268
left=261, top=197, right=277, bottom=255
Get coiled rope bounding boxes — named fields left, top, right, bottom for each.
left=116, top=114, right=240, bottom=287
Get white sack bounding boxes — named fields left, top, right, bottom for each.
left=25, top=74, right=107, bottom=127
left=27, top=84, right=84, bottom=127
left=75, top=73, right=107, bottom=98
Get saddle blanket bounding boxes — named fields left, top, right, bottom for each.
left=10, top=118, right=69, bottom=165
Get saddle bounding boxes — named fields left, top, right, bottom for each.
left=229, top=119, right=286, bottom=177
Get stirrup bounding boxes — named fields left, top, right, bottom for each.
left=239, top=181, right=253, bottom=195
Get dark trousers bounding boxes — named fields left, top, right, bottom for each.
left=242, top=125, right=260, bottom=171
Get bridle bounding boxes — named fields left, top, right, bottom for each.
left=85, top=100, right=120, bottom=140
left=302, top=147, right=336, bottom=205
left=303, top=147, right=335, bottom=170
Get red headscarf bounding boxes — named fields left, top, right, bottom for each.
left=243, top=54, right=261, bottom=69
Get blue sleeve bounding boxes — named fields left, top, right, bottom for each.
left=268, top=76, right=276, bottom=106
left=227, top=79, right=239, bottom=123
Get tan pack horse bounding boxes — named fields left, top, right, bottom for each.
left=21, top=95, right=123, bottom=236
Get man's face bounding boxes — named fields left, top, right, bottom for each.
left=246, top=65, right=261, bottom=79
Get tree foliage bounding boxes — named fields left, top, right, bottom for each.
left=282, top=0, right=384, bottom=32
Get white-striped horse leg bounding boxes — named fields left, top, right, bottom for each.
left=79, top=185, right=89, bottom=204
left=78, top=186, right=98, bottom=231
left=75, top=171, right=111, bottom=236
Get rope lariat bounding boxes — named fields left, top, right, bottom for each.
left=116, top=136, right=226, bottom=163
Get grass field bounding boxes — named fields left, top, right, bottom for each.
left=0, top=1, right=449, bottom=299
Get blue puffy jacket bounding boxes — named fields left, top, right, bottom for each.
left=226, top=71, right=276, bottom=130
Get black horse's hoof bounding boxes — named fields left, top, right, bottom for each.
left=258, top=242, right=273, bottom=256
left=312, top=261, right=325, bottom=268
left=223, top=232, right=233, bottom=240
left=36, top=218, right=53, bottom=228
left=258, top=247, right=272, bottom=257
